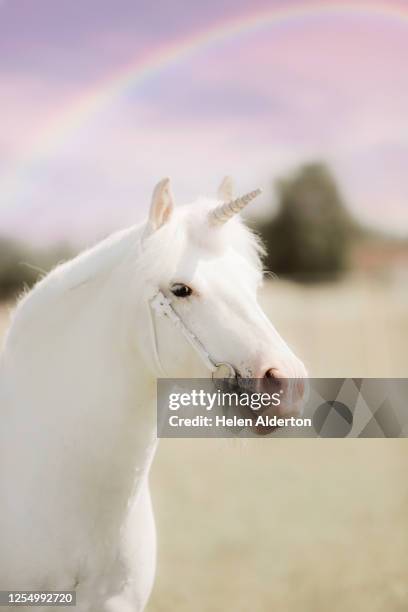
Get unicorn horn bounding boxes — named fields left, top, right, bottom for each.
left=209, top=188, right=262, bottom=225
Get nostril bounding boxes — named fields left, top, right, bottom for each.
left=262, top=368, right=307, bottom=411
left=264, top=368, right=284, bottom=381
left=263, top=368, right=287, bottom=392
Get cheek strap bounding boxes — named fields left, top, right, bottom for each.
left=149, top=291, right=236, bottom=379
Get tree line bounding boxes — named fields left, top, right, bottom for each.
left=0, top=161, right=404, bottom=299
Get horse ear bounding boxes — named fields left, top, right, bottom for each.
left=217, top=176, right=234, bottom=201
left=147, top=177, right=174, bottom=233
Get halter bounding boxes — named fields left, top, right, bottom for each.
left=148, top=291, right=237, bottom=379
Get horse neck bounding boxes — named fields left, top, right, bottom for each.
left=3, top=225, right=158, bottom=504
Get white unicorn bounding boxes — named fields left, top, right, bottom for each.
left=0, top=177, right=306, bottom=611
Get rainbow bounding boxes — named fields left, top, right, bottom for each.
left=2, top=0, right=408, bottom=212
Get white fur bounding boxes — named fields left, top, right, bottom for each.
left=0, top=189, right=306, bottom=611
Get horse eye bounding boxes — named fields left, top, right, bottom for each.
left=171, top=283, right=193, bottom=298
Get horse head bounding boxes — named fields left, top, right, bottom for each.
left=135, top=177, right=307, bottom=420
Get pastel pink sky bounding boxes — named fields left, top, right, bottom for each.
left=1, top=0, right=407, bottom=244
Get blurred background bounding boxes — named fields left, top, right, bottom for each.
left=0, top=1, right=407, bottom=610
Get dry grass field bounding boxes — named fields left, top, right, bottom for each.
left=1, top=277, right=407, bottom=612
